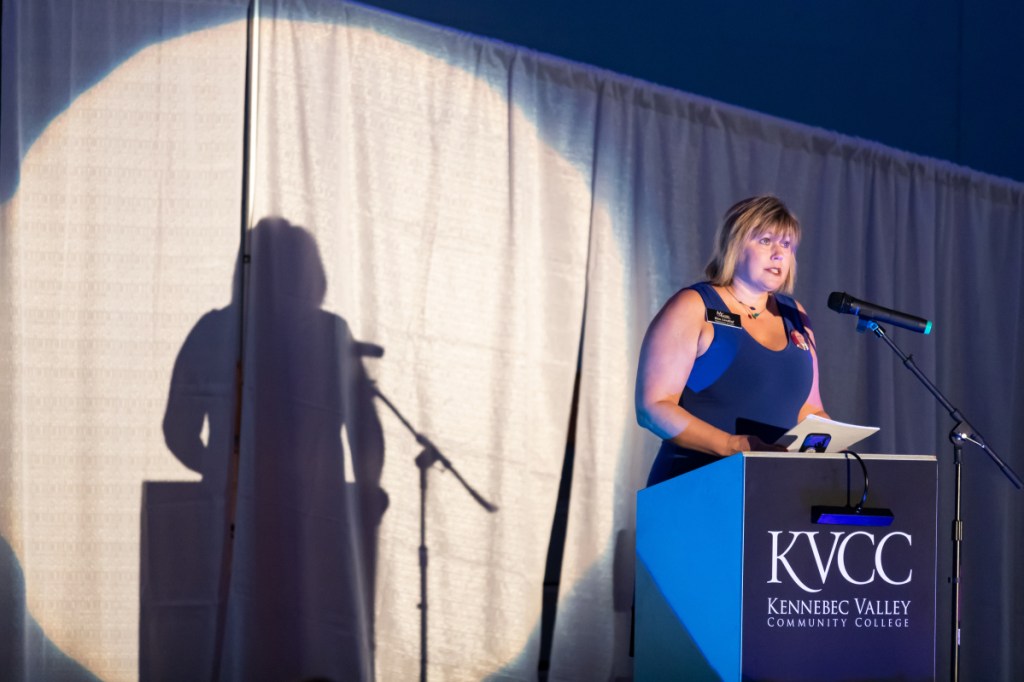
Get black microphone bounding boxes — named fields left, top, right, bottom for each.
left=827, top=292, right=933, bottom=334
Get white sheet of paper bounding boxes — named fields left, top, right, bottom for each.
left=776, top=414, right=879, bottom=453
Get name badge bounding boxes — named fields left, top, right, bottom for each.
left=706, top=308, right=742, bottom=328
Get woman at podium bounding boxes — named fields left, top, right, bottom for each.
left=635, top=195, right=829, bottom=487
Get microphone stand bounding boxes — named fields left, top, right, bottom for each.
left=371, top=386, right=498, bottom=682
left=857, top=319, right=1022, bottom=682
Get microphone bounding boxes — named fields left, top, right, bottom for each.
left=827, top=292, right=933, bottom=334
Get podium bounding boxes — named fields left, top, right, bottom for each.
left=635, top=452, right=937, bottom=681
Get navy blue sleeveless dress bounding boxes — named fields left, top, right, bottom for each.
left=645, top=282, right=814, bottom=487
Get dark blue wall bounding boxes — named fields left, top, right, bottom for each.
left=359, top=0, right=1024, bottom=183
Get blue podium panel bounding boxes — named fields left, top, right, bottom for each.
left=636, top=453, right=938, bottom=682
left=636, top=454, right=745, bottom=681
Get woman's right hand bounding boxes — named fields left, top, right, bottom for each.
left=724, top=434, right=786, bottom=456
left=637, top=288, right=766, bottom=459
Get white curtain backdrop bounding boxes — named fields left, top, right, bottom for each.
left=2, top=1, right=1022, bottom=681
left=226, top=2, right=592, bottom=679
left=1, top=1, right=248, bottom=680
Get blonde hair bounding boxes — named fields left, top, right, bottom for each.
left=704, top=195, right=801, bottom=294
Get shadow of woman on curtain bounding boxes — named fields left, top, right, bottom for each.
left=143, top=217, right=386, bottom=682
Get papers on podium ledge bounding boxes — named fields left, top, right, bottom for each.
left=775, top=414, right=879, bottom=453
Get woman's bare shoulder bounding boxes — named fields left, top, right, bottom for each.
left=649, top=287, right=709, bottom=335
left=663, top=287, right=709, bottom=316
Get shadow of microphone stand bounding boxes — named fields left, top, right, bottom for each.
left=370, top=382, right=499, bottom=682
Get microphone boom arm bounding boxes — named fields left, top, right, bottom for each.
left=863, top=320, right=1021, bottom=488
left=858, top=319, right=1020, bottom=682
